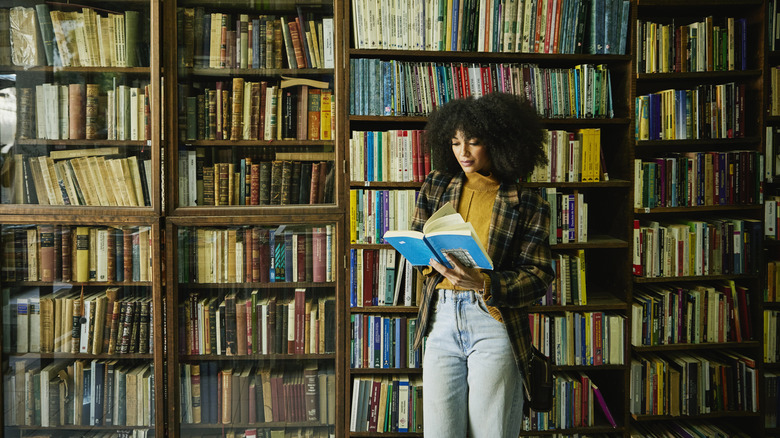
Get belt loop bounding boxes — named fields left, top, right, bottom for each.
left=470, top=291, right=476, bottom=304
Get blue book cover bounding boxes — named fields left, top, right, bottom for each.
left=284, top=230, right=293, bottom=281
left=451, top=0, right=460, bottom=51
left=383, top=203, right=492, bottom=269
left=252, top=19, right=260, bottom=68
left=394, top=317, right=402, bottom=368
left=269, top=229, right=276, bottom=282
left=350, top=59, right=357, bottom=115
left=373, top=315, right=381, bottom=367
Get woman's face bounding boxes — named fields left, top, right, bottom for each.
left=451, top=130, right=491, bottom=175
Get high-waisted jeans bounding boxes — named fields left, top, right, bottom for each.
left=422, top=289, right=525, bottom=438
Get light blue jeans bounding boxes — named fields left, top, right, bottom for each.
left=422, top=290, right=525, bottom=438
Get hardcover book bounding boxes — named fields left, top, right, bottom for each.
left=383, top=203, right=492, bottom=270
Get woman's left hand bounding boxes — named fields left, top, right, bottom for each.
left=430, top=254, right=485, bottom=291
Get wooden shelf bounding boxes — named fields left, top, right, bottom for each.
left=634, top=274, right=757, bottom=283
left=349, top=368, right=422, bottom=374
left=636, top=70, right=762, bottom=81
left=631, top=411, right=761, bottom=421
left=180, top=139, right=334, bottom=147
left=0, top=66, right=151, bottom=74
left=8, top=352, right=153, bottom=360
left=634, top=204, right=762, bottom=213
left=178, top=282, right=337, bottom=289
left=179, top=422, right=331, bottom=429
left=350, top=306, right=419, bottom=314
left=635, top=137, right=760, bottom=149
left=551, top=235, right=630, bottom=249
left=179, top=354, right=335, bottom=361
left=185, top=67, right=334, bottom=77
left=633, top=341, right=761, bottom=352
left=522, top=179, right=632, bottom=188
left=349, top=181, right=424, bottom=189
left=349, top=49, right=631, bottom=64
left=530, top=294, right=628, bottom=312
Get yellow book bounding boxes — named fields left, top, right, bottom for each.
left=126, top=156, right=146, bottom=207
left=119, top=158, right=139, bottom=207
left=578, top=249, right=587, bottom=305
left=74, top=226, right=90, bottom=282
left=86, top=156, right=110, bottom=205
left=320, top=89, right=332, bottom=140
left=227, top=228, right=237, bottom=283
left=445, top=0, right=453, bottom=51
left=350, top=190, right=357, bottom=243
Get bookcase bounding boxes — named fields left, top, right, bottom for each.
left=161, top=0, right=344, bottom=437
left=343, top=0, right=634, bottom=436
left=631, top=0, right=766, bottom=436
left=0, top=0, right=165, bottom=436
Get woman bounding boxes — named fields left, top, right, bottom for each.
left=411, top=92, right=554, bottom=437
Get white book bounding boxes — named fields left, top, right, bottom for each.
left=16, top=298, right=29, bottom=353
left=44, top=83, right=61, bottom=139
left=767, top=200, right=777, bottom=237
left=322, top=17, right=334, bottom=68
left=96, top=228, right=108, bottom=281
left=80, top=298, right=92, bottom=353
left=187, top=150, right=197, bottom=206
left=117, top=85, right=128, bottom=140
left=27, top=297, right=40, bottom=353
left=130, top=87, right=139, bottom=140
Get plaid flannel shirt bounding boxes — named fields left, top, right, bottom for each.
left=411, top=170, right=554, bottom=394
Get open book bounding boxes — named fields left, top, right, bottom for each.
left=383, top=203, right=493, bottom=270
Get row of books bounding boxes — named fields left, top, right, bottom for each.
left=349, top=375, right=422, bottom=433
left=631, top=420, right=750, bottom=438
left=177, top=8, right=334, bottom=70
left=349, top=249, right=421, bottom=308
left=772, top=66, right=780, bottom=116
left=7, top=287, right=153, bottom=356
left=178, top=289, right=335, bottom=356
left=633, top=151, right=762, bottom=209
left=8, top=153, right=152, bottom=207
left=5, top=359, right=153, bottom=427
left=349, top=130, right=432, bottom=183
left=177, top=226, right=334, bottom=284
left=18, top=82, right=151, bottom=142
left=350, top=0, right=630, bottom=55
left=538, top=250, right=588, bottom=306
left=630, top=351, right=758, bottom=416
left=529, top=311, right=625, bottom=366
left=632, top=218, right=762, bottom=278
left=5, top=6, right=146, bottom=68
left=179, top=362, right=335, bottom=425
left=765, top=260, right=780, bottom=301
left=540, top=189, right=589, bottom=244
left=521, top=372, right=616, bottom=431
left=636, top=17, right=749, bottom=74
left=635, top=83, right=747, bottom=141
left=527, top=128, right=603, bottom=183
left=766, top=311, right=779, bottom=364
left=350, top=314, right=421, bottom=369
left=631, top=281, right=753, bottom=347
left=350, top=60, right=614, bottom=119
left=349, top=189, right=417, bottom=245
left=178, top=78, right=333, bottom=142
left=178, top=156, right=334, bottom=207
left=2, top=225, right=154, bottom=283
left=766, top=372, right=780, bottom=428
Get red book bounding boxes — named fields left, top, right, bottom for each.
left=736, top=285, right=752, bottom=340
left=123, top=229, right=133, bottom=282
left=363, top=249, right=374, bottom=306
left=294, top=288, right=305, bottom=354
left=244, top=228, right=253, bottom=283
left=250, top=163, right=260, bottom=205
left=246, top=297, right=254, bottom=355
left=309, top=162, right=321, bottom=204
left=593, top=312, right=603, bottom=366
left=296, top=233, right=306, bottom=282
left=312, top=227, right=326, bottom=282
left=368, top=378, right=380, bottom=432
left=256, top=228, right=270, bottom=283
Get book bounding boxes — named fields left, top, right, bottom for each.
left=383, top=203, right=493, bottom=269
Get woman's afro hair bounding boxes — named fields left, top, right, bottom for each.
left=424, top=92, right=547, bottom=183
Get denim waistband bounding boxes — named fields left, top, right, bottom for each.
left=435, top=289, right=479, bottom=304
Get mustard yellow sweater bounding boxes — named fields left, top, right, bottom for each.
left=436, top=172, right=503, bottom=322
